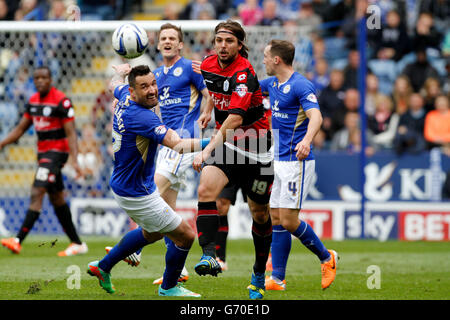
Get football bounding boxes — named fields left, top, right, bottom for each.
left=112, top=23, right=148, bottom=59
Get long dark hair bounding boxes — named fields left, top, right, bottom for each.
left=213, top=20, right=249, bottom=59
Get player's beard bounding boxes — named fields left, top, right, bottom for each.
left=218, top=52, right=237, bottom=66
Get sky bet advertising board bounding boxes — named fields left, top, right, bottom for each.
left=0, top=151, right=448, bottom=241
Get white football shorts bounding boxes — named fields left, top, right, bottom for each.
left=112, top=190, right=182, bottom=233
left=270, top=159, right=315, bottom=209
left=155, top=145, right=198, bottom=191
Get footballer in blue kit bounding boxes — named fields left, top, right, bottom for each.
left=261, top=40, right=338, bottom=291
left=87, top=63, right=208, bottom=298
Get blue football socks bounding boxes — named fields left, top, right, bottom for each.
left=161, top=239, right=190, bottom=290
left=293, top=221, right=330, bottom=263
left=271, top=225, right=292, bottom=281
left=99, top=227, right=149, bottom=273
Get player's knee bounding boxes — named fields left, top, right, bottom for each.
left=216, top=198, right=230, bottom=216
left=280, top=218, right=297, bottom=233
left=30, top=187, right=45, bottom=208
left=197, top=183, right=215, bottom=201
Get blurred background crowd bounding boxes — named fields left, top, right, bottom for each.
left=0, top=0, right=448, bottom=197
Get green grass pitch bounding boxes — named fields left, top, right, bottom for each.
left=0, top=236, right=449, bottom=300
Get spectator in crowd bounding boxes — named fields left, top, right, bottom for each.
left=259, top=0, right=283, bottom=26
left=330, top=111, right=360, bottom=151
left=311, top=0, right=329, bottom=22
left=78, top=0, right=115, bottom=20
left=373, top=10, right=410, bottom=61
left=48, top=0, right=66, bottom=20
left=162, top=2, right=181, bottom=20
left=412, top=12, right=443, bottom=56
left=393, top=93, right=427, bottom=155
left=0, top=0, right=9, bottom=20
left=421, top=77, right=442, bottom=113
left=91, top=80, right=114, bottom=147
left=392, top=75, right=413, bottom=116
left=419, top=0, right=449, bottom=30
left=368, top=94, right=400, bottom=150
left=238, top=0, right=263, bottom=26
left=0, top=0, right=18, bottom=20
left=401, top=48, right=439, bottom=92
left=310, top=58, right=330, bottom=95
left=365, top=73, right=382, bottom=116
left=318, top=69, right=346, bottom=139
left=77, top=123, right=104, bottom=197
left=297, top=1, right=322, bottom=30
left=343, top=49, right=359, bottom=89
left=189, top=0, right=216, bottom=20
left=14, top=0, right=42, bottom=20
left=341, top=0, right=369, bottom=48
left=331, top=88, right=360, bottom=137
left=424, top=94, right=450, bottom=151
left=277, top=0, right=299, bottom=22
left=312, top=36, right=326, bottom=61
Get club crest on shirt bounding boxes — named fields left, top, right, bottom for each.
left=283, top=84, right=291, bottom=94
left=306, top=93, right=318, bottom=103
left=43, top=106, right=52, bottom=117
left=155, top=125, right=167, bottom=135
left=223, top=80, right=229, bottom=92
left=173, top=67, right=183, bottom=77
left=63, top=99, right=72, bottom=109
left=235, top=84, right=248, bottom=97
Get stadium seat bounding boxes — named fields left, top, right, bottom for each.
left=330, top=58, right=348, bottom=70
left=429, top=59, right=447, bottom=77
left=395, top=52, right=416, bottom=75
left=90, top=57, right=111, bottom=74
left=6, top=146, right=36, bottom=163
left=368, top=59, right=397, bottom=95
left=71, top=78, right=105, bottom=94
left=73, top=102, right=92, bottom=118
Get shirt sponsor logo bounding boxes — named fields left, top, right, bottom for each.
left=235, top=84, right=248, bottom=98
left=236, top=72, right=247, bottom=83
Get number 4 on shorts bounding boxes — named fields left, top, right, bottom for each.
left=288, top=181, right=297, bottom=196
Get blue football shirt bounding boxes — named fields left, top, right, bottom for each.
left=153, top=57, right=206, bottom=138
left=260, top=72, right=320, bottom=161
left=110, top=84, right=168, bottom=197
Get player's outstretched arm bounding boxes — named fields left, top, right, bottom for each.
left=295, top=108, right=322, bottom=160
left=108, top=64, right=131, bottom=93
left=0, top=117, right=32, bottom=151
left=162, top=128, right=209, bottom=154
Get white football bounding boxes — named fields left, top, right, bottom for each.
left=112, top=23, right=149, bottom=59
